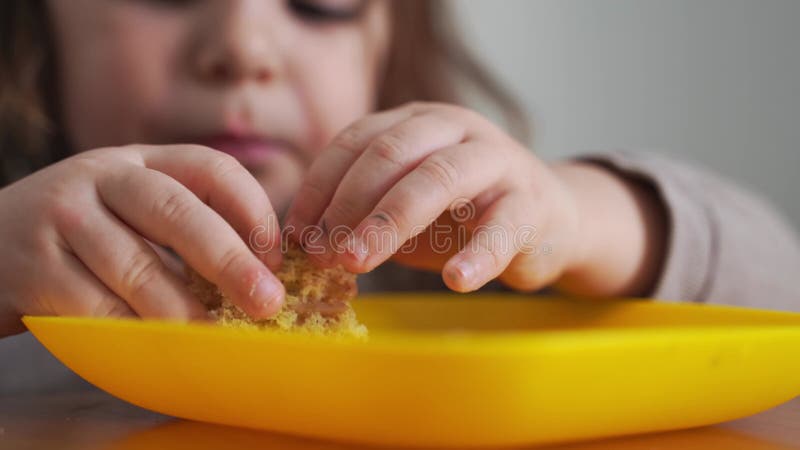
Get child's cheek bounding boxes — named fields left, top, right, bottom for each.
left=53, top=2, right=186, bottom=151
left=309, top=68, right=375, bottom=152
left=289, top=9, right=390, bottom=155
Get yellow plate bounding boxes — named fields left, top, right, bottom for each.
left=23, top=294, right=800, bottom=448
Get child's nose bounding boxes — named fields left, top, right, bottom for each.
left=190, top=0, right=280, bottom=86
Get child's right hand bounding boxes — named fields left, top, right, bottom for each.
left=0, top=145, right=284, bottom=336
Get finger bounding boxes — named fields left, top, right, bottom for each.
left=443, top=193, right=537, bottom=292
left=37, top=251, right=137, bottom=319
left=309, top=113, right=466, bottom=266
left=284, top=107, right=417, bottom=241
left=98, top=165, right=284, bottom=319
left=146, top=240, right=186, bottom=280
left=339, top=142, right=507, bottom=272
left=57, top=200, right=209, bottom=320
left=137, top=145, right=282, bottom=270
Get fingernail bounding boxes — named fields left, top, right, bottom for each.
left=251, top=276, right=283, bottom=317
left=346, top=235, right=369, bottom=264
left=450, top=259, right=475, bottom=284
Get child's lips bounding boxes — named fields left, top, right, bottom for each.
left=198, top=135, right=289, bottom=167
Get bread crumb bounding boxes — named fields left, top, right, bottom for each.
left=188, top=241, right=367, bottom=338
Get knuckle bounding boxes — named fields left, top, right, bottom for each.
left=369, top=133, right=406, bottom=167
left=48, top=195, right=88, bottom=235
left=442, top=103, right=479, bottom=121
left=155, top=188, right=195, bottom=227
left=74, top=145, right=120, bottom=160
left=208, top=152, right=244, bottom=180
left=69, top=153, right=108, bottom=173
left=298, top=178, right=326, bottom=203
left=181, top=143, right=216, bottom=154
left=325, top=200, right=359, bottom=225
left=215, top=246, right=254, bottom=287
left=121, top=252, right=161, bottom=299
left=91, top=297, right=131, bottom=318
left=451, top=104, right=476, bottom=118
left=70, top=146, right=139, bottom=171
left=418, top=155, right=460, bottom=193
left=403, top=101, right=430, bottom=113
left=333, top=126, right=367, bottom=156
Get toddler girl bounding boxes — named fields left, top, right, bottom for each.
left=0, top=0, right=797, bottom=391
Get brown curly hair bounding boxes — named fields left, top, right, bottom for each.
left=0, top=0, right=528, bottom=184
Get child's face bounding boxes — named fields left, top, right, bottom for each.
left=48, top=0, right=390, bottom=213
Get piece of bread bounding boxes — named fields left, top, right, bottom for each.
left=187, top=241, right=366, bottom=337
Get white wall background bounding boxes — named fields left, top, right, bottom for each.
left=455, top=0, right=800, bottom=228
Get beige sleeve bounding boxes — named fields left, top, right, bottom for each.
left=579, top=150, right=800, bottom=311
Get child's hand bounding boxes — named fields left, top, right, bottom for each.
left=287, top=103, right=666, bottom=296
left=284, top=102, right=585, bottom=293
left=0, top=145, right=284, bottom=335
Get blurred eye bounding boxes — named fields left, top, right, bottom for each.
left=288, top=0, right=366, bottom=23
left=125, top=0, right=199, bottom=9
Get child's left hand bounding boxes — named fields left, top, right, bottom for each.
left=285, top=102, right=584, bottom=293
